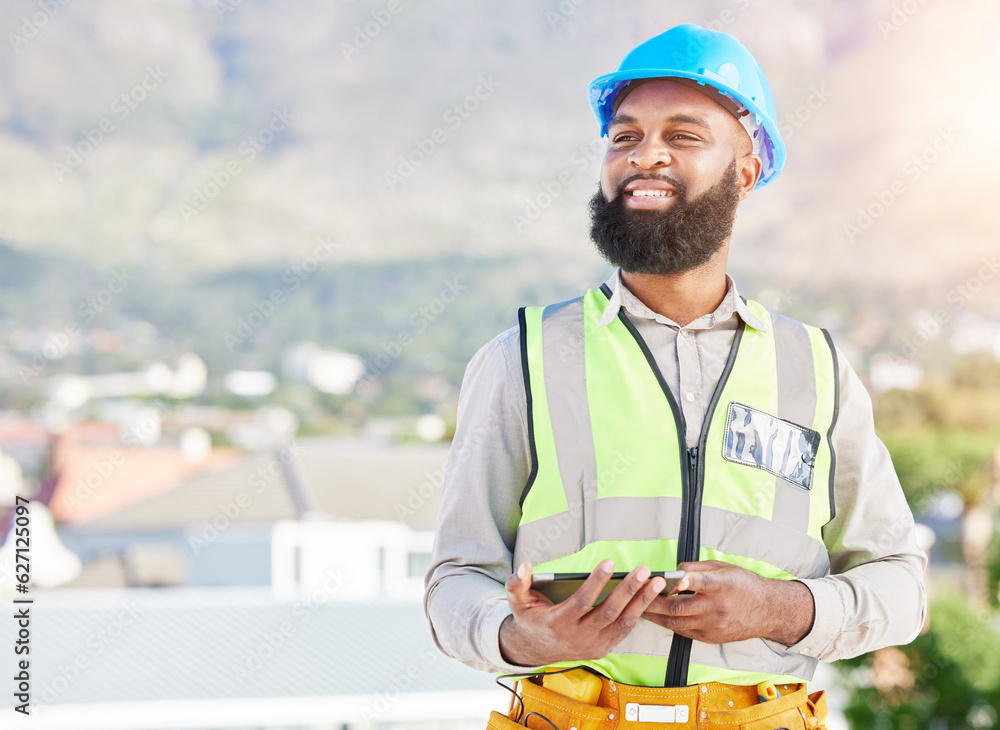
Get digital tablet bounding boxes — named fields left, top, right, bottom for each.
left=531, top=571, right=685, bottom=605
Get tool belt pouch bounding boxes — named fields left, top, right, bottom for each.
left=706, top=687, right=829, bottom=730
left=485, top=710, right=523, bottom=729
left=492, top=676, right=616, bottom=730
left=485, top=679, right=828, bottom=730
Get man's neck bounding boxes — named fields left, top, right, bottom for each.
left=620, top=258, right=729, bottom=328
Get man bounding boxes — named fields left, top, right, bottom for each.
left=425, top=24, right=926, bottom=729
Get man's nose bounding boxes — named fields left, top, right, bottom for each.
left=627, top=137, right=672, bottom=169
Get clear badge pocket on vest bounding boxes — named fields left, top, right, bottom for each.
left=722, top=402, right=821, bottom=490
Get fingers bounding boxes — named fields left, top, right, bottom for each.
left=623, top=573, right=667, bottom=617
left=584, top=566, right=664, bottom=633
left=674, top=561, right=726, bottom=592
left=641, top=611, right=706, bottom=640
left=641, top=591, right=714, bottom=642
left=594, top=570, right=666, bottom=642
left=588, top=564, right=651, bottom=623
left=676, top=571, right=709, bottom=594
left=646, top=592, right=701, bottom=617
left=561, top=559, right=616, bottom=617
left=504, top=562, right=538, bottom=610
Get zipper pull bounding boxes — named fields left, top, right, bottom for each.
left=688, top=447, right=698, bottom=469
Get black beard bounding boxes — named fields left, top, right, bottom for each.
left=589, top=161, right=740, bottom=275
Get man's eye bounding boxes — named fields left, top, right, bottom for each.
left=612, top=133, right=638, bottom=143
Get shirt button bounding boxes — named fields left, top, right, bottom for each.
left=680, top=328, right=689, bottom=337
left=685, top=392, right=695, bottom=403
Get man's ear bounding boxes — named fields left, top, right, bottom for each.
left=737, top=154, right=763, bottom=200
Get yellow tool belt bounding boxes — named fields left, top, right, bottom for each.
left=488, top=672, right=829, bottom=730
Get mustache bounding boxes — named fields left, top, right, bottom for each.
left=590, top=159, right=739, bottom=276
left=617, top=173, right=687, bottom=199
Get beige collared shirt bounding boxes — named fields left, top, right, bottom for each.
left=425, top=269, right=927, bottom=676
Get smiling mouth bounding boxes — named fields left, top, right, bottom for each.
left=628, top=189, right=676, bottom=198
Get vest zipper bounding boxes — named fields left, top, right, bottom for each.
left=663, top=445, right=701, bottom=688
left=683, top=446, right=699, bottom=564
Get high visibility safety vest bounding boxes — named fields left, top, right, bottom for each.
left=514, top=284, right=840, bottom=688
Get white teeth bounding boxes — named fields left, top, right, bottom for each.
left=631, top=189, right=674, bottom=197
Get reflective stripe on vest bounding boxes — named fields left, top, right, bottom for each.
left=514, top=286, right=839, bottom=687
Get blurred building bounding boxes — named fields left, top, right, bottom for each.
left=48, top=435, right=447, bottom=593
left=283, top=342, right=367, bottom=395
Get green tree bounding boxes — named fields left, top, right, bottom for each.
left=880, top=427, right=998, bottom=606
left=876, top=379, right=1000, bottom=608
left=838, top=598, right=1000, bottom=729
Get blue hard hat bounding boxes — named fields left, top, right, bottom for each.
left=588, top=24, right=785, bottom=187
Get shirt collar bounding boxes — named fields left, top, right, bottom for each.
left=596, top=268, right=769, bottom=333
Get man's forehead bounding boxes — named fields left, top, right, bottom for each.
left=611, top=78, right=753, bottom=149
left=615, top=78, right=730, bottom=112
left=611, top=80, right=733, bottom=126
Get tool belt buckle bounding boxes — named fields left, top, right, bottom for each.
left=624, top=702, right=690, bottom=723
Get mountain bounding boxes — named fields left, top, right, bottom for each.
left=0, top=0, right=995, bottom=312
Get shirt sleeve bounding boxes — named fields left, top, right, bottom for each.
left=423, top=326, right=544, bottom=674
left=781, top=347, right=928, bottom=661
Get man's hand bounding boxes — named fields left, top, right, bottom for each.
left=642, top=561, right=815, bottom=646
left=499, top=559, right=665, bottom=667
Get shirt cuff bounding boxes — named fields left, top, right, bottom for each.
left=480, top=601, right=547, bottom=676
left=777, top=578, right=843, bottom=659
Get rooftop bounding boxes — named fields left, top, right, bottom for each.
left=298, top=437, right=450, bottom=529
left=0, top=588, right=504, bottom=729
